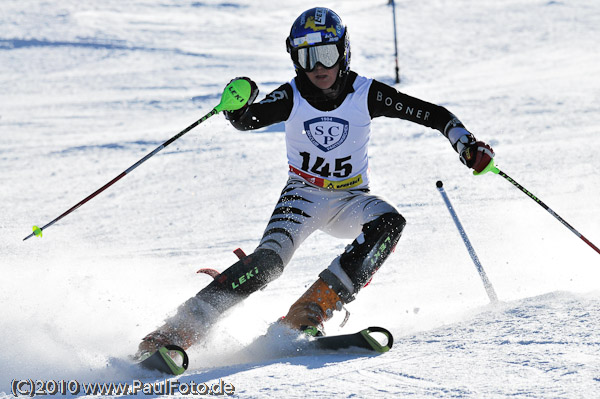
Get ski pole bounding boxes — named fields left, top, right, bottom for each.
left=389, top=0, right=400, bottom=84
left=23, top=79, right=253, bottom=241
left=436, top=180, right=499, bottom=303
left=475, top=159, right=600, bottom=256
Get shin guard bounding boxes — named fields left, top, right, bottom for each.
left=321, top=212, right=406, bottom=302
left=195, top=248, right=284, bottom=312
left=138, top=249, right=284, bottom=353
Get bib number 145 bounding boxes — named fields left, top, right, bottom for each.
left=299, top=152, right=352, bottom=178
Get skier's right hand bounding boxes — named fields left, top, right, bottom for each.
left=224, top=77, right=259, bottom=121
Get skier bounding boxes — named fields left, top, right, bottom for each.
left=137, top=7, right=493, bottom=356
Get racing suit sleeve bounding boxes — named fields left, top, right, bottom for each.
left=226, top=83, right=294, bottom=131
left=367, top=79, right=465, bottom=139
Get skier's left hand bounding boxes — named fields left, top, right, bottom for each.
left=460, top=139, right=495, bottom=173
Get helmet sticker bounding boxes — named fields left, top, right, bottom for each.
left=314, top=8, right=327, bottom=25
left=305, top=17, right=338, bottom=36
left=293, top=32, right=322, bottom=47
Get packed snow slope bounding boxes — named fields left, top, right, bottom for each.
left=1, top=0, right=599, bottom=398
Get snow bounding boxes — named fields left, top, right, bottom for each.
left=1, top=0, right=599, bottom=397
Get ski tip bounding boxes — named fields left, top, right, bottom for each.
left=436, top=180, right=443, bottom=188
left=361, top=327, right=394, bottom=353
left=138, top=345, right=189, bottom=376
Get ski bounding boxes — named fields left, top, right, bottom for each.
left=137, top=345, right=189, bottom=376
left=297, top=326, right=394, bottom=354
left=134, top=326, right=391, bottom=376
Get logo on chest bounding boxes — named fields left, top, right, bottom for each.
left=303, top=117, right=349, bottom=152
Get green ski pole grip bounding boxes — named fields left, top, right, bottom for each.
left=473, top=158, right=500, bottom=176
left=215, top=79, right=252, bottom=113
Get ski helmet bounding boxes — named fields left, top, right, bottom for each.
left=286, top=8, right=350, bottom=73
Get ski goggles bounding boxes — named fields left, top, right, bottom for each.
left=295, top=44, right=341, bottom=72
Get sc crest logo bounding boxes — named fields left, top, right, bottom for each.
left=303, top=117, right=349, bottom=152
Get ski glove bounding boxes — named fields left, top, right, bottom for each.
left=223, top=77, right=259, bottom=121
left=451, top=128, right=495, bottom=173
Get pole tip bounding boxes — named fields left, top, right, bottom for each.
left=436, top=180, right=443, bottom=188
left=32, top=225, right=42, bottom=238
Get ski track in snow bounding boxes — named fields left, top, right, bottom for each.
left=1, top=0, right=599, bottom=398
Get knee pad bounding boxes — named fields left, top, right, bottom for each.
left=320, top=212, right=406, bottom=302
left=196, top=248, right=284, bottom=313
